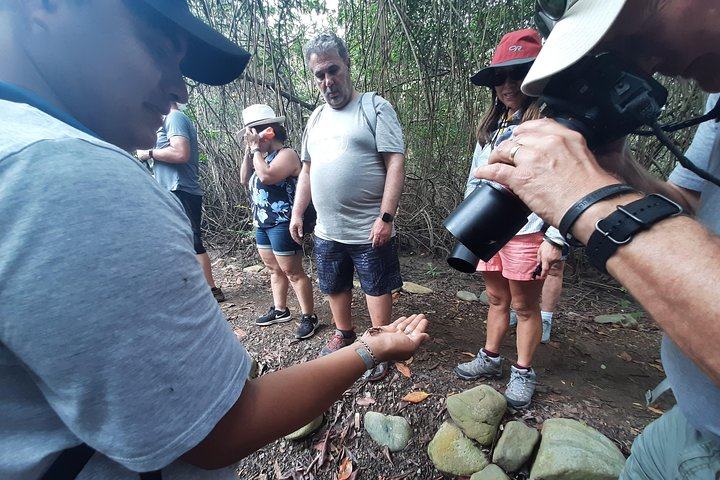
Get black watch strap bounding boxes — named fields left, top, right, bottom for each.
left=586, top=194, right=683, bottom=274
left=559, top=184, right=638, bottom=246
left=381, top=212, right=394, bottom=223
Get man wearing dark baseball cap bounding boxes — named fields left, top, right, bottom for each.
left=473, top=1, right=720, bottom=477
left=0, top=1, right=428, bottom=478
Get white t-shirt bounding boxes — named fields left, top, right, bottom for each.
left=0, top=98, right=251, bottom=478
left=301, top=93, right=405, bottom=244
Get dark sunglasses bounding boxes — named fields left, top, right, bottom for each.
left=534, top=0, right=581, bottom=38
left=491, top=65, right=531, bottom=86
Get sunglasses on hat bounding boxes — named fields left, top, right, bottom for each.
left=534, top=0, right=581, bottom=37
left=491, top=65, right=531, bottom=87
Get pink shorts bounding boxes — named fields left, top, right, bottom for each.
left=476, top=232, right=543, bottom=281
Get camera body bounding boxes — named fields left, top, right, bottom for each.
left=445, top=53, right=668, bottom=271
left=538, top=52, right=667, bottom=149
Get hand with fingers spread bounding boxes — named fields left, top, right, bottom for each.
left=360, top=314, right=430, bottom=362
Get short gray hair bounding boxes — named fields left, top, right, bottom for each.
left=303, top=32, right=349, bottom=64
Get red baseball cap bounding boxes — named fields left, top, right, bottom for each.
left=470, top=29, right=542, bottom=87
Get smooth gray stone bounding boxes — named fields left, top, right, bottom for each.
left=363, top=411, right=413, bottom=452
left=493, top=421, right=540, bottom=473
left=284, top=415, right=323, bottom=441
left=427, top=420, right=489, bottom=476
left=447, top=385, right=507, bottom=446
left=594, top=313, right=638, bottom=329
left=457, top=290, right=479, bottom=301
left=471, top=464, right=511, bottom=480
left=530, top=418, right=626, bottom=480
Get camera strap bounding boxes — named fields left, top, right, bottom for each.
left=586, top=194, right=683, bottom=274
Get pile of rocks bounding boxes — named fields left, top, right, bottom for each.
left=425, top=385, right=626, bottom=479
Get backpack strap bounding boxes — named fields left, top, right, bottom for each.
left=306, top=103, right=326, bottom=131
left=360, top=91, right=378, bottom=137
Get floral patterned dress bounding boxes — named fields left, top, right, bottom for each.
left=249, top=148, right=299, bottom=229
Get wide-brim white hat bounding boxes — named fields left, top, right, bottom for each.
left=522, top=0, right=627, bottom=97
left=241, top=104, right=285, bottom=134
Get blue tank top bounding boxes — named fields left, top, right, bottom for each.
left=249, top=148, right=299, bottom=228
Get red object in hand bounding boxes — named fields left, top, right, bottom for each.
left=258, top=127, right=275, bottom=140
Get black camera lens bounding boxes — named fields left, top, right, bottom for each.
left=443, top=182, right=530, bottom=262
left=447, top=242, right=480, bottom=273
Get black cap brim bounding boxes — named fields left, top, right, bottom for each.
left=470, top=58, right=535, bottom=87
left=143, top=1, right=251, bottom=86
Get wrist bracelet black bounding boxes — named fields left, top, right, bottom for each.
left=559, top=184, right=638, bottom=246
left=586, top=194, right=683, bottom=274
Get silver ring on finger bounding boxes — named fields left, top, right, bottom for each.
left=509, top=144, right=522, bottom=162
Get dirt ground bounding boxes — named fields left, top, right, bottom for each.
left=213, top=248, right=674, bottom=480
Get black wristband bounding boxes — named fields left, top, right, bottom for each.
left=559, top=184, right=638, bottom=246
left=586, top=194, right=683, bottom=274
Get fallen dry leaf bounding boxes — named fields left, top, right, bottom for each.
left=461, top=351, right=476, bottom=358
left=647, top=406, right=664, bottom=415
left=619, top=351, right=632, bottom=362
left=404, top=356, right=414, bottom=366
left=338, top=456, right=353, bottom=480
left=356, top=396, right=376, bottom=406
left=395, top=362, right=411, bottom=378
left=402, top=391, right=430, bottom=403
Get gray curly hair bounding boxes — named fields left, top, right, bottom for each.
left=303, top=32, right=349, bottom=64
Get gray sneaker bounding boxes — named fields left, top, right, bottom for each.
left=504, top=365, right=537, bottom=409
left=454, top=350, right=504, bottom=380
left=541, top=318, right=552, bottom=344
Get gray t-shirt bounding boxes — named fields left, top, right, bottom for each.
left=666, top=93, right=720, bottom=442
left=301, top=93, right=405, bottom=243
left=0, top=99, right=250, bottom=479
left=153, top=110, right=203, bottom=196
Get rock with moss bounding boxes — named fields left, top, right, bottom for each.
left=363, top=411, right=413, bottom=451
left=493, top=420, right=540, bottom=472
left=447, top=385, right=506, bottom=446
left=427, top=420, right=489, bottom=476
left=530, top=418, right=626, bottom=479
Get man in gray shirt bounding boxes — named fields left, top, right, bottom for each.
left=138, top=102, right=225, bottom=302
left=290, top=32, right=406, bottom=382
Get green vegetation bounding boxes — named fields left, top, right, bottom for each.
left=188, top=0, right=706, bottom=264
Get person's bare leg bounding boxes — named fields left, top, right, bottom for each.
left=276, top=254, right=314, bottom=315
left=509, top=279, right=544, bottom=367
left=328, top=291, right=353, bottom=330
left=366, top=293, right=392, bottom=327
left=258, top=249, right=289, bottom=310
left=483, top=271, right=512, bottom=353
left=196, top=252, right=218, bottom=289
left=541, top=261, right=565, bottom=313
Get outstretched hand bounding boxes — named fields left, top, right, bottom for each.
left=361, top=314, right=430, bottom=362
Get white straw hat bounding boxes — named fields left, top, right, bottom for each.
left=241, top=104, right=286, bottom=134
left=522, top=0, right=627, bottom=96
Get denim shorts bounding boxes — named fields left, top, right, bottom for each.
left=256, top=223, right=302, bottom=256
left=314, top=236, right=402, bottom=296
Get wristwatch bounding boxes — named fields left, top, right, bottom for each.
left=381, top=212, right=394, bottom=223
left=148, top=149, right=154, bottom=159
